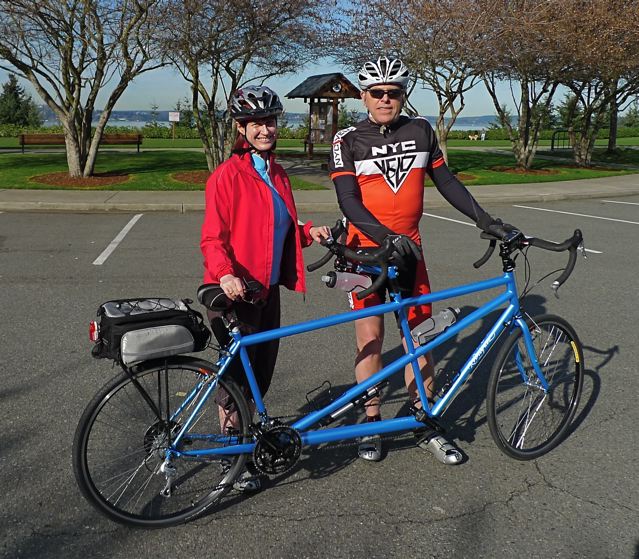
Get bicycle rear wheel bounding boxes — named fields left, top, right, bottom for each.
left=486, top=314, right=584, bottom=460
left=73, top=356, right=251, bottom=527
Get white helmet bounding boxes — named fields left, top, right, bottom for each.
left=358, top=57, right=410, bottom=90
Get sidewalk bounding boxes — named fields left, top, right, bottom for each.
left=1, top=173, right=638, bottom=213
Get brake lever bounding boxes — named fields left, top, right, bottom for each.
left=578, top=239, right=588, bottom=260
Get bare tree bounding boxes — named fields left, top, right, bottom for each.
left=556, top=0, right=639, bottom=166
left=472, top=0, right=564, bottom=170
left=330, top=0, right=484, bottom=163
left=0, top=1, right=163, bottom=177
left=158, top=0, right=328, bottom=170
left=402, top=1, right=486, bottom=163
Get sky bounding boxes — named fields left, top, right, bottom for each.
left=0, top=60, right=510, bottom=117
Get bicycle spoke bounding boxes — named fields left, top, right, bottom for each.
left=109, top=459, right=158, bottom=506
left=487, top=316, right=583, bottom=459
left=73, top=358, right=251, bottom=526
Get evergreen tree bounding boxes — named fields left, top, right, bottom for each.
left=557, top=94, right=583, bottom=129
left=174, top=97, right=195, bottom=128
left=143, top=102, right=162, bottom=132
left=0, top=74, right=43, bottom=126
left=620, top=99, right=639, bottom=128
left=338, top=105, right=360, bottom=129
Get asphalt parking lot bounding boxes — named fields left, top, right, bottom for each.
left=1, top=196, right=638, bottom=558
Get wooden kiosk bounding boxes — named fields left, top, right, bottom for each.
left=286, top=73, right=360, bottom=156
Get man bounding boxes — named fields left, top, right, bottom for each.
left=329, top=57, right=507, bottom=464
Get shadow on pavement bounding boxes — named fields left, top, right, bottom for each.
left=266, top=293, right=612, bottom=483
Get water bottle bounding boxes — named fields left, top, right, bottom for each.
left=411, top=307, right=460, bottom=345
left=321, top=271, right=372, bottom=293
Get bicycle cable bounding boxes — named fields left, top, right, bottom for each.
left=518, top=244, right=569, bottom=300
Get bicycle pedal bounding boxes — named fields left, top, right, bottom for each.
left=410, top=406, right=445, bottom=434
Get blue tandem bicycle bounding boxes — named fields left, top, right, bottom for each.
left=73, top=224, right=585, bottom=527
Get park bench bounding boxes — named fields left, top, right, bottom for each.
left=18, top=133, right=143, bottom=154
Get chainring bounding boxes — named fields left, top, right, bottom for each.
left=252, top=424, right=302, bottom=475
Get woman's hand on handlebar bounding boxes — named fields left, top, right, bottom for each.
left=219, top=274, right=245, bottom=301
left=309, top=225, right=332, bottom=244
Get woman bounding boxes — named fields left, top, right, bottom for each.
left=201, top=85, right=330, bottom=491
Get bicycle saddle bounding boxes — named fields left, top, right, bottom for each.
left=197, top=280, right=265, bottom=311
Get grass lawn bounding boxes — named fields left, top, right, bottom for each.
left=0, top=137, right=320, bottom=150
left=0, top=151, right=207, bottom=190
left=0, top=147, right=636, bottom=190
left=0, top=137, right=207, bottom=150
left=443, top=149, right=637, bottom=185
left=0, top=150, right=327, bottom=190
left=537, top=147, right=639, bottom=166
left=3, top=135, right=638, bottom=151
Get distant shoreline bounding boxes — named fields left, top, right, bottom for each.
left=42, top=119, right=494, bottom=131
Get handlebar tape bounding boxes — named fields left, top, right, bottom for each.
left=527, top=229, right=582, bottom=289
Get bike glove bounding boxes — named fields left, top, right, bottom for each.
left=386, top=234, right=422, bottom=267
left=477, top=214, right=517, bottom=240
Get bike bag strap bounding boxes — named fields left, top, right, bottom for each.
left=91, top=298, right=211, bottom=365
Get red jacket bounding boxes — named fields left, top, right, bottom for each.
left=201, top=151, right=314, bottom=293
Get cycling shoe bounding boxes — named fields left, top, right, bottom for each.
left=232, top=469, right=264, bottom=492
left=415, top=430, right=463, bottom=465
left=358, top=434, right=383, bottom=462
left=220, top=460, right=265, bottom=493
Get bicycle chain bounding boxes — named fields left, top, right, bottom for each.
left=225, top=396, right=416, bottom=450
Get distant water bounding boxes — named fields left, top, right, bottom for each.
left=42, top=119, right=481, bottom=131
left=43, top=120, right=168, bottom=129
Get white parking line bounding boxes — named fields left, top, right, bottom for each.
left=93, top=214, right=143, bottom=266
left=578, top=246, right=601, bottom=255
left=425, top=211, right=601, bottom=253
left=513, top=205, right=639, bottom=225
left=602, top=200, right=639, bottom=206
left=423, top=212, right=474, bottom=226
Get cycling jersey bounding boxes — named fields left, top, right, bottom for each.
left=329, top=115, right=442, bottom=247
left=329, top=115, right=489, bottom=248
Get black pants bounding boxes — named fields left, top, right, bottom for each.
left=208, top=286, right=281, bottom=400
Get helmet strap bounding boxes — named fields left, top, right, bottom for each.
left=237, top=119, right=276, bottom=154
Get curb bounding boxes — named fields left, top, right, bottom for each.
left=1, top=183, right=639, bottom=213
left=0, top=202, right=189, bottom=213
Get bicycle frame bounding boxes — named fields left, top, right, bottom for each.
left=170, top=269, right=547, bottom=459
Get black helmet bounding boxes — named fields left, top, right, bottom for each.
left=230, top=86, right=283, bottom=122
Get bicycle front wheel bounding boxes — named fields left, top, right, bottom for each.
left=73, top=356, right=251, bottom=527
left=486, top=314, right=584, bottom=460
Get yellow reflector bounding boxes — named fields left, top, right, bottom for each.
left=570, top=341, right=580, bottom=363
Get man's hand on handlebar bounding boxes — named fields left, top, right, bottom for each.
left=386, top=234, right=422, bottom=268
left=477, top=214, right=517, bottom=240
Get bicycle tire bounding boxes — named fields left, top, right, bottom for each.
left=72, top=356, right=251, bottom=527
left=486, top=314, right=584, bottom=460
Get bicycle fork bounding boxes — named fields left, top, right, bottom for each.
left=513, top=316, right=550, bottom=391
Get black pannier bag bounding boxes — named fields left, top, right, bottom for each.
left=91, top=298, right=211, bottom=365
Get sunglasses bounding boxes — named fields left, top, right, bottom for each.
left=367, top=88, right=404, bottom=100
